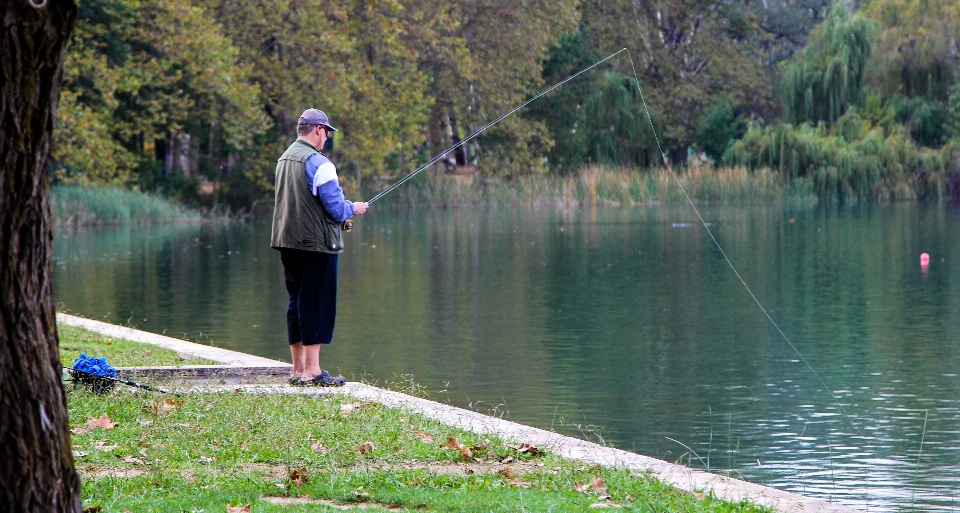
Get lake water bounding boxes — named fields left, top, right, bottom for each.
left=54, top=203, right=960, bottom=511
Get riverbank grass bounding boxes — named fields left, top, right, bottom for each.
left=51, top=185, right=201, bottom=226
left=62, top=326, right=768, bottom=512
left=59, top=324, right=216, bottom=367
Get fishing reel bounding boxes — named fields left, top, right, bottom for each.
left=342, top=219, right=353, bottom=232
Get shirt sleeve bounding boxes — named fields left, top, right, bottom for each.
left=305, top=153, right=355, bottom=222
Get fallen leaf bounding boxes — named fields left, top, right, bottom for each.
left=70, top=427, right=87, bottom=435
left=122, top=456, right=145, bottom=465
left=92, top=442, right=120, bottom=452
left=507, top=443, right=542, bottom=455
left=472, top=439, right=490, bottom=451
left=358, top=441, right=375, bottom=454
left=289, top=467, right=308, bottom=487
left=692, top=491, right=705, bottom=500
left=414, top=432, right=433, bottom=443
left=497, top=469, right=514, bottom=478
left=86, top=414, right=116, bottom=430
left=72, top=451, right=89, bottom=458
left=500, top=456, right=515, bottom=464
left=135, top=418, right=153, bottom=426
left=225, top=505, right=251, bottom=513
left=82, top=506, right=102, bottom=513
left=446, top=437, right=460, bottom=449
left=175, top=423, right=192, bottom=428
left=459, top=445, right=473, bottom=459
left=340, top=401, right=374, bottom=417
left=147, top=398, right=182, bottom=414
left=574, top=477, right=607, bottom=494
left=509, top=478, right=529, bottom=488
left=198, top=456, right=216, bottom=462
left=310, top=441, right=328, bottom=453
left=139, top=448, right=148, bottom=457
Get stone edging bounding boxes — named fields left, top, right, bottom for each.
left=59, top=313, right=859, bottom=513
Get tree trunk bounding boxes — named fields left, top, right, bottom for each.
left=0, top=1, right=81, bottom=511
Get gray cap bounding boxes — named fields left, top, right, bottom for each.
left=297, top=108, right=338, bottom=132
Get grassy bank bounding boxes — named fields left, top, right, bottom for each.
left=58, top=324, right=217, bottom=367
left=366, top=165, right=817, bottom=208
left=51, top=185, right=202, bottom=226
left=61, top=326, right=769, bottom=512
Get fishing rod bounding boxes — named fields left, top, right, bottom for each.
left=340, top=47, right=630, bottom=232
left=64, top=366, right=180, bottom=396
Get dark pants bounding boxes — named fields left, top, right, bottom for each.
left=280, top=248, right=338, bottom=345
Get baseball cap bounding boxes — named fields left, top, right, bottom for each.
left=297, top=108, right=338, bottom=132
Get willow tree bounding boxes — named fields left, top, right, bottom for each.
left=1, top=0, right=82, bottom=510
left=584, top=72, right=661, bottom=169
left=782, top=2, right=875, bottom=125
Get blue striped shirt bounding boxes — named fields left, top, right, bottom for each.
left=304, top=153, right=354, bottom=222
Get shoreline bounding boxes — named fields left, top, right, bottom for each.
left=59, top=312, right=860, bottom=513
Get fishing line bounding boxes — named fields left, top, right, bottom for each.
left=621, top=49, right=873, bottom=451
left=360, top=44, right=876, bottom=480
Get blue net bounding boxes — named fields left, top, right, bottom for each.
left=71, top=353, right=116, bottom=378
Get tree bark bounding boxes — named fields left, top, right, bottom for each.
left=0, top=1, right=81, bottom=511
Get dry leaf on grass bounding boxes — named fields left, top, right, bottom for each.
left=70, top=427, right=87, bottom=435
left=507, top=443, right=542, bottom=455
left=443, top=438, right=472, bottom=459
left=339, top=401, right=375, bottom=417
left=310, top=441, right=328, bottom=453
left=289, top=468, right=308, bottom=487
left=86, top=414, right=116, bottom=430
left=135, top=418, right=153, bottom=426
left=413, top=432, right=433, bottom=443
left=225, top=505, right=251, bottom=513
left=72, top=451, right=89, bottom=458
left=122, top=456, right=146, bottom=465
left=472, top=439, right=490, bottom=451
left=92, top=442, right=120, bottom=452
left=574, top=477, right=606, bottom=494
left=148, top=398, right=182, bottom=414
left=500, top=456, right=515, bottom=464
left=198, top=456, right=216, bottom=463
left=509, top=478, right=529, bottom=488
left=82, top=506, right=102, bottom=513
left=358, top=441, right=375, bottom=454
left=497, top=469, right=514, bottom=478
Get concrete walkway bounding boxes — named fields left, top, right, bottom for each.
left=59, top=313, right=860, bottom=513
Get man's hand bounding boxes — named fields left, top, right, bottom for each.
left=352, top=201, right=369, bottom=216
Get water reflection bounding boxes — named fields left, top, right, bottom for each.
left=54, top=204, right=960, bottom=511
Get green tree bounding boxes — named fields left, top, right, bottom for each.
left=526, top=30, right=602, bottom=173
left=55, top=0, right=268, bottom=192
left=781, top=2, right=874, bottom=125
left=579, top=0, right=774, bottom=161
left=584, top=72, right=661, bottom=169
left=695, top=97, right=747, bottom=162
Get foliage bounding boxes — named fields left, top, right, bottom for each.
left=782, top=2, right=875, bottom=125
left=695, top=97, right=747, bottom=162
left=55, top=0, right=268, bottom=187
left=583, top=72, right=662, bottom=169
left=579, top=0, right=776, bottom=157
left=861, top=0, right=960, bottom=102
left=724, top=118, right=958, bottom=202
left=525, top=30, right=602, bottom=174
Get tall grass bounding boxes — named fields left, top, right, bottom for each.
left=365, top=165, right=816, bottom=208
left=50, top=185, right=201, bottom=226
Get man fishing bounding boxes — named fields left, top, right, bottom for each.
left=271, top=108, right=369, bottom=386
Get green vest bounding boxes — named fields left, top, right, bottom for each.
left=270, top=139, right=344, bottom=254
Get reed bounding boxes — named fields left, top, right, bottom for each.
left=50, top=184, right=201, bottom=226
left=366, top=165, right=815, bottom=208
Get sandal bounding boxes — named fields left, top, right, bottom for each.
left=297, top=370, right=345, bottom=387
